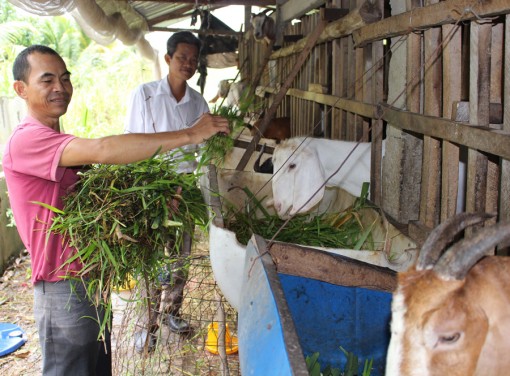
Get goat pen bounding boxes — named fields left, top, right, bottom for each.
left=239, top=0, right=510, bottom=250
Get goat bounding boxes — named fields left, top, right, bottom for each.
left=209, top=80, right=247, bottom=108
left=250, top=9, right=276, bottom=44
left=271, top=137, right=385, bottom=218
left=251, top=117, right=290, bottom=174
left=386, top=212, right=510, bottom=376
left=250, top=116, right=290, bottom=143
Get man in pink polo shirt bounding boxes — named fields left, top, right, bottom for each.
left=2, top=45, right=229, bottom=376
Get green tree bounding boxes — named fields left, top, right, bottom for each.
left=0, top=0, right=153, bottom=138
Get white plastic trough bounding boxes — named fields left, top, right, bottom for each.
left=200, top=145, right=417, bottom=310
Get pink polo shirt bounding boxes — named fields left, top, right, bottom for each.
left=2, top=116, right=83, bottom=283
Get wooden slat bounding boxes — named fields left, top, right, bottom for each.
left=259, top=76, right=510, bottom=160
left=487, top=23, right=504, bottom=223
left=249, top=40, right=275, bottom=97
left=269, top=242, right=397, bottom=292
left=346, top=34, right=356, bottom=140
left=371, top=37, right=385, bottom=205
left=254, top=89, right=510, bottom=160
left=379, top=104, right=510, bottom=161
left=452, top=102, right=503, bottom=124
left=465, top=22, right=492, bottom=220
left=354, top=44, right=366, bottom=140
left=353, top=0, right=510, bottom=47
left=500, top=15, right=510, bottom=225
left=287, top=88, right=375, bottom=117
left=441, top=24, right=463, bottom=220
left=419, top=24, right=442, bottom=229
left=393, top=31, right=423, bottom=224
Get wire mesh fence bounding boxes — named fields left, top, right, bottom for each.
left=0, top=236, right=241, bottom=376
left=111, top=239, right=240, bottom=376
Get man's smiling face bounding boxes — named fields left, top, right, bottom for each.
left=18, top=52, right=73, bottom=123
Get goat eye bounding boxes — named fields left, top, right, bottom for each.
left=289, top=163, right=296, bottom=169
left=438, top=332, right=460, bottom=344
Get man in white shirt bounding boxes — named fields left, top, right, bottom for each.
left=125, top=31, right=209, bottom=352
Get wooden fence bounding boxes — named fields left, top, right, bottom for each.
left=238, top=0, right=510, bottom=251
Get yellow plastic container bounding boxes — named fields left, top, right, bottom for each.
left=114, top=275, right=137, bottom=292
left=205, top=322, right=238, bottom=355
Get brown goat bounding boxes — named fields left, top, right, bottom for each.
left=250, top=10, right=276, bottom=44
left=250, top=117, right=290, bottom=143
left=386, top=212, right=510, bottom=376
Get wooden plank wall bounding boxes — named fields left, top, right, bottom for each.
left=240, top=0, right=510, bottom=250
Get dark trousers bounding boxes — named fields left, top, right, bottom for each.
left=34, top=280, right=112, bottom=376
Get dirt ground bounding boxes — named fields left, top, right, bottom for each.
left=0, top=241, right=240, bottom=376
left=0, top=250, right=41, bottom=375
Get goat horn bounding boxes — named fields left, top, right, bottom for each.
left=416, top=212, right=495, bottom=271
left=434, top=220, right=510, bottom=280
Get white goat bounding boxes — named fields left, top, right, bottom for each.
left=209, top=80, right=247, bottom=108
left=271, top=137, right=385, bottom=217
left=386, top=212, right=510, bottom=376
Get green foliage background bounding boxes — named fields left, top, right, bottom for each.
left=0, top=0, right=153, bottom=138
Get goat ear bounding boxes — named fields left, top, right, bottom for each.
left=290, top=150, right=326, bottom=215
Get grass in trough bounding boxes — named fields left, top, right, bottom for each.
left=223, top=184, right=376, bottom=250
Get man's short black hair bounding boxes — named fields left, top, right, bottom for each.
left=166, top=31, right=201, bottom=56
left=13, top=45, right=61, bottom=82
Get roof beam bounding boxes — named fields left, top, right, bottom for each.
left=149, top=27, right=242, bottom=36
left=277, top=0, right=326, bottom=23
left=147, top=4, right=195, bottom=27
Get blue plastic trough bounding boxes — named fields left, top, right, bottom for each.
left=238, top=235, right=396, bottom=376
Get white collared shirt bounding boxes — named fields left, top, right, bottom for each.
left=124, top=77, right=209, bottom=172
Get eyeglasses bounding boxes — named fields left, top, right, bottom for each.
left=171, top=54, right=198, bottom=66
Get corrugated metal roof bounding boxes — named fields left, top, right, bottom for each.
left=127, top=1, right=277, bottom=29
left=130, top=1, right=195, bottom=27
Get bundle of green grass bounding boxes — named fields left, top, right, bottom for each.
left=45, top=153, right=208, bottom=337
left=201, top=86, right=258, bottom=166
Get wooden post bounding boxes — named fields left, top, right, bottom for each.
left=370, top=36, right=385, bottom=205
left=499, top=15, right=510, bottom=254
left=248, top=39, right=275, bottom=98
left=466, top=22, right=492, bottom=223
left=441, top=24, right=462, bottom=221
left=419, top=0, right=442, bottom=229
